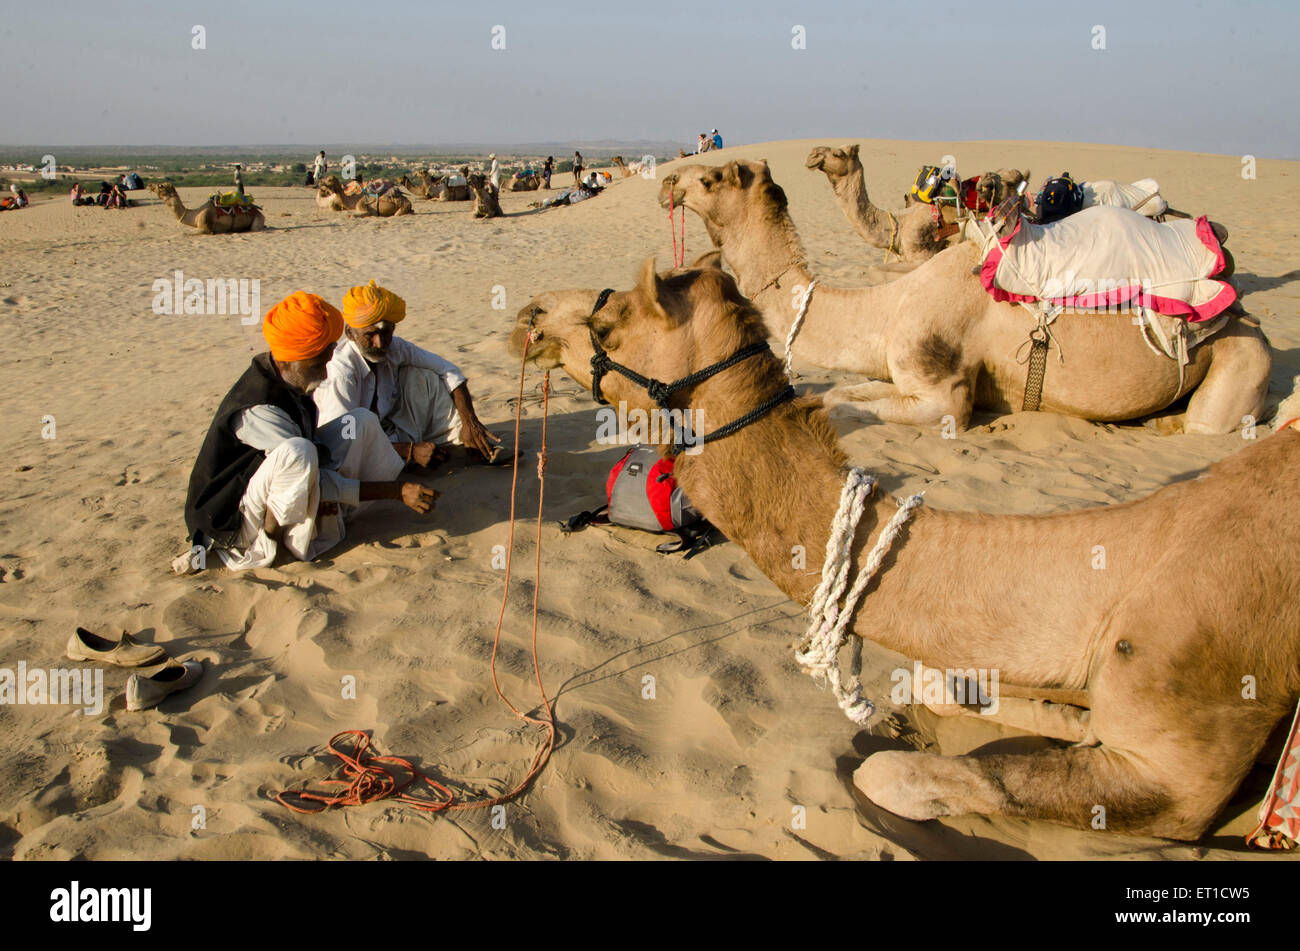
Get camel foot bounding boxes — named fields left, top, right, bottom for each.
left=854, top=751, right=998, bottom=821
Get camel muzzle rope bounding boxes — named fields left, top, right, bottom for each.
left=586, top=288, right=794, bottom=456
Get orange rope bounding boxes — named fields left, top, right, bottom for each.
left=669, top=189, right=685, bottom=267
left=276, top=332, right=556, bottom=816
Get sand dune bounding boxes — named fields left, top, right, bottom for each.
left=1, top=139, right=1297, bottom=859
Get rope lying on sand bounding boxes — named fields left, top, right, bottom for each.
left=795, top=467, right=923, bottom=724
left=275, top=327, right=557, bottom=817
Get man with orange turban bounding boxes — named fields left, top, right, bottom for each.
left=314, top=280, right=504, bottom=466
left=178, top=291, right=437, bottom=573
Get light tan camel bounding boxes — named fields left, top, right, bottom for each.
left=805, top=144, right=1025, bottom=261
left=659, top=160, right=1270, bottom=435
left=315, top=175, right=413, bottom=217
left=611, top=156, right=635, bottom=178
left=508, top=258, right=1300, bottom=840
left=148, top=182, right=265, bottom=234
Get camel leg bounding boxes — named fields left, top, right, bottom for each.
left=919, top=696, right=1092, bottom=744
left=854, top=744, right=1201, bottom=837
left=1181, top=321, right=1271, bottom=434
left=824, top=378, right=973, bottom=429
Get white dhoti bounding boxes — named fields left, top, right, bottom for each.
left=218, top=408, right=405, bottom=570
left=384, top=365, right=463, bottom=447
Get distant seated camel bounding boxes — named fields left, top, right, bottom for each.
left=148, top=182, right=265, bottom=234
left=316, top=175, right=413, bottom=217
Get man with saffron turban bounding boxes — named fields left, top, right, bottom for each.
left=314, top=280, right=503, bottom=465
left=178, top=291, right=437, bottom=572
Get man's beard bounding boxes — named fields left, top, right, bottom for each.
left=361, top=347, right=387, bottom=363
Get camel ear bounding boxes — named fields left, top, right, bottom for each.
left=692, top=250, right=723, bottom=271
left=637, top=257, right=672, bottom=322
left=848, top=144, right=860, bottom=159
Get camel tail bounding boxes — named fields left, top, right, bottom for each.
left=1274, top=375, right=1300, bottom=431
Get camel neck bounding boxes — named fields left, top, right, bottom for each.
left=831, top=168, right=894, bottom=243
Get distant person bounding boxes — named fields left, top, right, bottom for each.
left=711, top=129, right=723, bottom=150
left=488, top=153, right=501, bottom=199
left=573, top=151, right=584, bottom=186
left=542, top=156, right=553, bottom=189
left=697, top=133, right=710, bottom=154
left=234, top=164, right=245, bottom=198
left=309, top=150, right=327, bottom=187
left=69, top=182, right=87, bottom=205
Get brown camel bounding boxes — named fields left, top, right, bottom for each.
left=316, top=175, right=413, bottom=217
left=509, top=171, right=542, bottom=192
left=508, top=258, right=1300, bottom=840
left=466, top=172, right=503, bottom=218
left=659, top=160, right=1271, bottom=435
left=611, top=156, right=635, bottom=178
left=398, top=173, right=438, bottom=199
left=148, top=182, right=265, bottom=234
left=806, top=144, right=1026, bottom=261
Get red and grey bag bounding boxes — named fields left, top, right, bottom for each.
left=562, top=445, right=714, bottom=557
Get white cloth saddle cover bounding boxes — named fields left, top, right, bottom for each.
left=1082, top=178, right=1168, bottom=217
left=981, top=205, right=1235, bottom=322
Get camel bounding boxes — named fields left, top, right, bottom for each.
left=315, top=175, right=413, bottom=217
left=806, top=144, right=1025, bottom=261
left=400, top=171, right=471, bottom=201
left=147, top=182, right=265, bottom=234
left=509, top=171, right=542, bottom=191
left=508, top=258, right=1300, bottom=840
left=466, top=172, right=503, bottom=218
left=398, top=173, right=438, bottom=199
left=658, top=160, right=1271, bottom=435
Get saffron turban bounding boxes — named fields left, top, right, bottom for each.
left=261, top=292, right=343, bottom=362
left=342, top=280, right=406, bottom=329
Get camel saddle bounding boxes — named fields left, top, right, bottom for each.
left=210, top=192, right=258, bottom=214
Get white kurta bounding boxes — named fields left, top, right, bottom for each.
left=314, top=337, right=466, bottom=445
left=217, top=407, right=404, bottom=570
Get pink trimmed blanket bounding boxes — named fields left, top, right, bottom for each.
left=981, top=205, right=1235, bottom=322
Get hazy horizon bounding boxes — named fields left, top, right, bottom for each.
left=2, top=0, right=1296, bottom=158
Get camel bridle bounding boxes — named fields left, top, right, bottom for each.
left=585, top=287, right=796, bottom=456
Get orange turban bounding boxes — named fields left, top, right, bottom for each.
left=261, top=292, right=343, bottom=362
left=342, top=280, right=406, bottom=329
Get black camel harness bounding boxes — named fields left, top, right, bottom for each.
left=585, top=287, right=797, bottom=456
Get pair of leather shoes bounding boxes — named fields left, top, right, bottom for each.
left=66, top=628, right=203, bottom=712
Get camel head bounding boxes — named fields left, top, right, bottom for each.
left=657, top=160, right=788, bottom=244
left=804, top=144, right=861, bottom=177
left=318, top=174, right=345, bottom=197
left=509, top=253, right=772, bottom=415
left=148, top=182, right=178, bottom=200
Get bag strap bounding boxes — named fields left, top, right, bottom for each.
left=560, top=506, right=609, bottom=534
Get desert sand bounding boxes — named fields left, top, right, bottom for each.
left=1, top=139, right=1297, bottom=860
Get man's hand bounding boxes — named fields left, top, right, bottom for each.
left=460, top=416, right=502, bottom=462
left=400, top=482, right=438, bottom=514
left=318, top=501, right=340, bottom=517
left=411, top=442, right=450, bottom=469
left=451, top=383, right=503, bottom=463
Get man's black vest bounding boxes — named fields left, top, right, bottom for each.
left=184, top=353, right=328, bottom=548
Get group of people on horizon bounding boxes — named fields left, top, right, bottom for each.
left=695, top=129, right=723, bottom=153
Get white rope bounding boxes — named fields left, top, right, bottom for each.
left=795, top=467, right=924, bottom=724
left=783, top=279, right=817, bottom=380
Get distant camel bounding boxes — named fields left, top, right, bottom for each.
left=316, top=175, right=413, bottom=217
left=148, top=182, right=265, bottom=234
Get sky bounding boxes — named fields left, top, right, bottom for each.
left=1, top=0, right=1295, bottom=157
